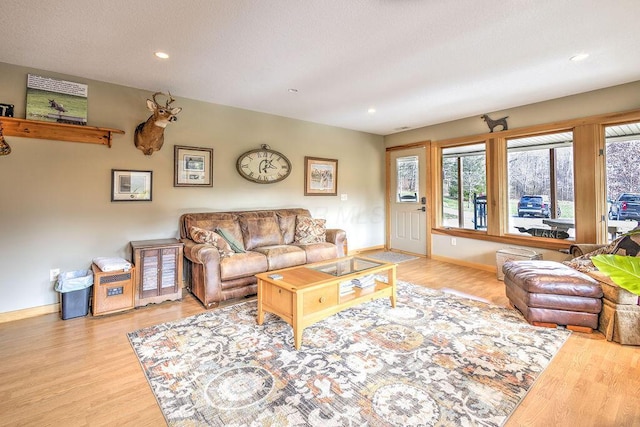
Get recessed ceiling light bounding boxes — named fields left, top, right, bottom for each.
left=155, top=51, right=169, bottom=59
left=570, top=53, right=589, bottom=62
left=288, top=88, right=298, bottom=93
left=368, top=108, right=376, bottom=114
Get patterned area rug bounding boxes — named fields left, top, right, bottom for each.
left=364, top=251, right=419, bottom=263
left=127, top=280, right=570, bottom=426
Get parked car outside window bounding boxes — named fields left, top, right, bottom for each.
left=608, top=193, right=640, bottom=221
left=517, top=195, right=554, bottom=218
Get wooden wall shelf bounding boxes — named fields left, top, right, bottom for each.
left=0, top=117, right=125, bottom=147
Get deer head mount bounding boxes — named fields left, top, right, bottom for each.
left=134, top=92, right=182, bottom=155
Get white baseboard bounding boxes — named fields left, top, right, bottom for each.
left=0, top=303, right=59, bottom=323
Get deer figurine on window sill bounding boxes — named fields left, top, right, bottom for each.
left=134, top=92, right=182, bottom=155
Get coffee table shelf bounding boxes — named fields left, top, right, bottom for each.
left=256, top=256, right=397, bottom=349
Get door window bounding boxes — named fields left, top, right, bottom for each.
left=396, top=155, right=418, bottom=202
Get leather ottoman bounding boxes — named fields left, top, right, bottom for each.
left=502, top=260, right=603, bottom=332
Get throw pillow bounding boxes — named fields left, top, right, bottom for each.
left=215, top=227, right=246, bottom=253
left=189, top=226, right=235, bottom=259
left=277, top=213, right=297, bottom=244
left=294, top=216, right=326, bottom=244
left=563, top=233, right=628, bottom=273
left=239, top=214, right=283, bottom=250
left=611, top=230, right=640, bottom=257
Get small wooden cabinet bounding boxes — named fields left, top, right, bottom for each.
left=130, top=239, right=184, bottom=307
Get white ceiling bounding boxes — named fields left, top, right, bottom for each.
left=1, top=1, right=639, bottom=136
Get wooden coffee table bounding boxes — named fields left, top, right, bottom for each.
left=256, top=256, right=397, bottom=349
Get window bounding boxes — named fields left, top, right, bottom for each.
left=396, top=155, right=418, bottom=202
left=431, top=109, right=640, bottom=249
left=441, top=143, right=486, bottom=230
left=507, top=132, right=574, bottom=240
left=605, top=121, right=640, bottom=241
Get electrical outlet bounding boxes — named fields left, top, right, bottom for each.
left=450, top=238, right=457, bottom=246
left=340, top=194, right=348, bottom=201
left=50, top=268, right=60, bottom=282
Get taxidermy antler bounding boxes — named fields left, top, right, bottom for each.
left=134, top=92, right=182, bottom=155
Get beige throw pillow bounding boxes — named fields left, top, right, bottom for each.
left=294, top=216, right=326, bottom=244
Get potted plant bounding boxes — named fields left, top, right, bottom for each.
left=591, top=255, right=640, bottom=295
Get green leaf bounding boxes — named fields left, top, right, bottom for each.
left=591, top=254, right=640, bottom=296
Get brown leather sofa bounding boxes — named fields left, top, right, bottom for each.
left=179, top=208, right=346, bottom=308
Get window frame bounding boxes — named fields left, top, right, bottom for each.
left=439, top=141, right=488, bottom=231
left=504, top=130, right=574, bottom=240
left=604, top=119, right=640, bottom=241
left=430, top=108, right=640, bottom=250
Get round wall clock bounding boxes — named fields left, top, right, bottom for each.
left=236, top=144, right=292, bottom=184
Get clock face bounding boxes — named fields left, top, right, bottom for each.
left=236, top=148, right=291, bottom=183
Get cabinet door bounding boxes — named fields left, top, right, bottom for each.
left=140, top=249, right=160, bottom=299
left=159, top=247, right=179, bottom=295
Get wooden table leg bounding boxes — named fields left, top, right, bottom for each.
left=294, top=327, right=303, bottom=350
left=293, top=290, right=303, bottom=349
left=256, top=279, right=264, bottom=325
left=389, top=266, right=397, bottom=307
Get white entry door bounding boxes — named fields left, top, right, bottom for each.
left=388, top=146, right=428, bottom=255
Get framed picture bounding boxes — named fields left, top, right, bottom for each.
left=111, top=169, right=152, bottom=201
left=304, top=156, right=338, bottom=196
left=26, top=74, right=88, bottom=125
left=174, top=145, right=213, bottom=187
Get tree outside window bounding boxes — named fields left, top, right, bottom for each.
left=605, top=122, right=640, bottom=240
left=507, top=132, right=574, bottom=240
left=442, top=143, right=486, bottom=230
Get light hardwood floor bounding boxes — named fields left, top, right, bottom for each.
left=1, top=256, right=638, bottom=426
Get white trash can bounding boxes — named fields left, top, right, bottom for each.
left=496, top=248, right=542, bottom=280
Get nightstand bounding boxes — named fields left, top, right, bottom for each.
left=130, top=238, right=184, bottom=307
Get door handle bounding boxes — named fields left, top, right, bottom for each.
left=416, top=206, right=426, bottom=212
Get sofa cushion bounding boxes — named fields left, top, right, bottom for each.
left=239, top=213, right=283, bottom=250
left=294, top=216, right=326, bottom=244
left=276, top=212, right=298, bottom=244
left=181, top=212, right=237, bottom=235
left=215, top=227, right=246, bottom=253
left=189, top=226, right=235, bottom=259
left=588, top=271, right=640, bottom=304
left=220, top=251, right=268, bottom=280
left=294, top=242, right=337, bottom=263
left=253, top=245, right=306, bottom=270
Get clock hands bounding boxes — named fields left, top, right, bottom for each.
left=259, top=159, right=277, bottom=174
